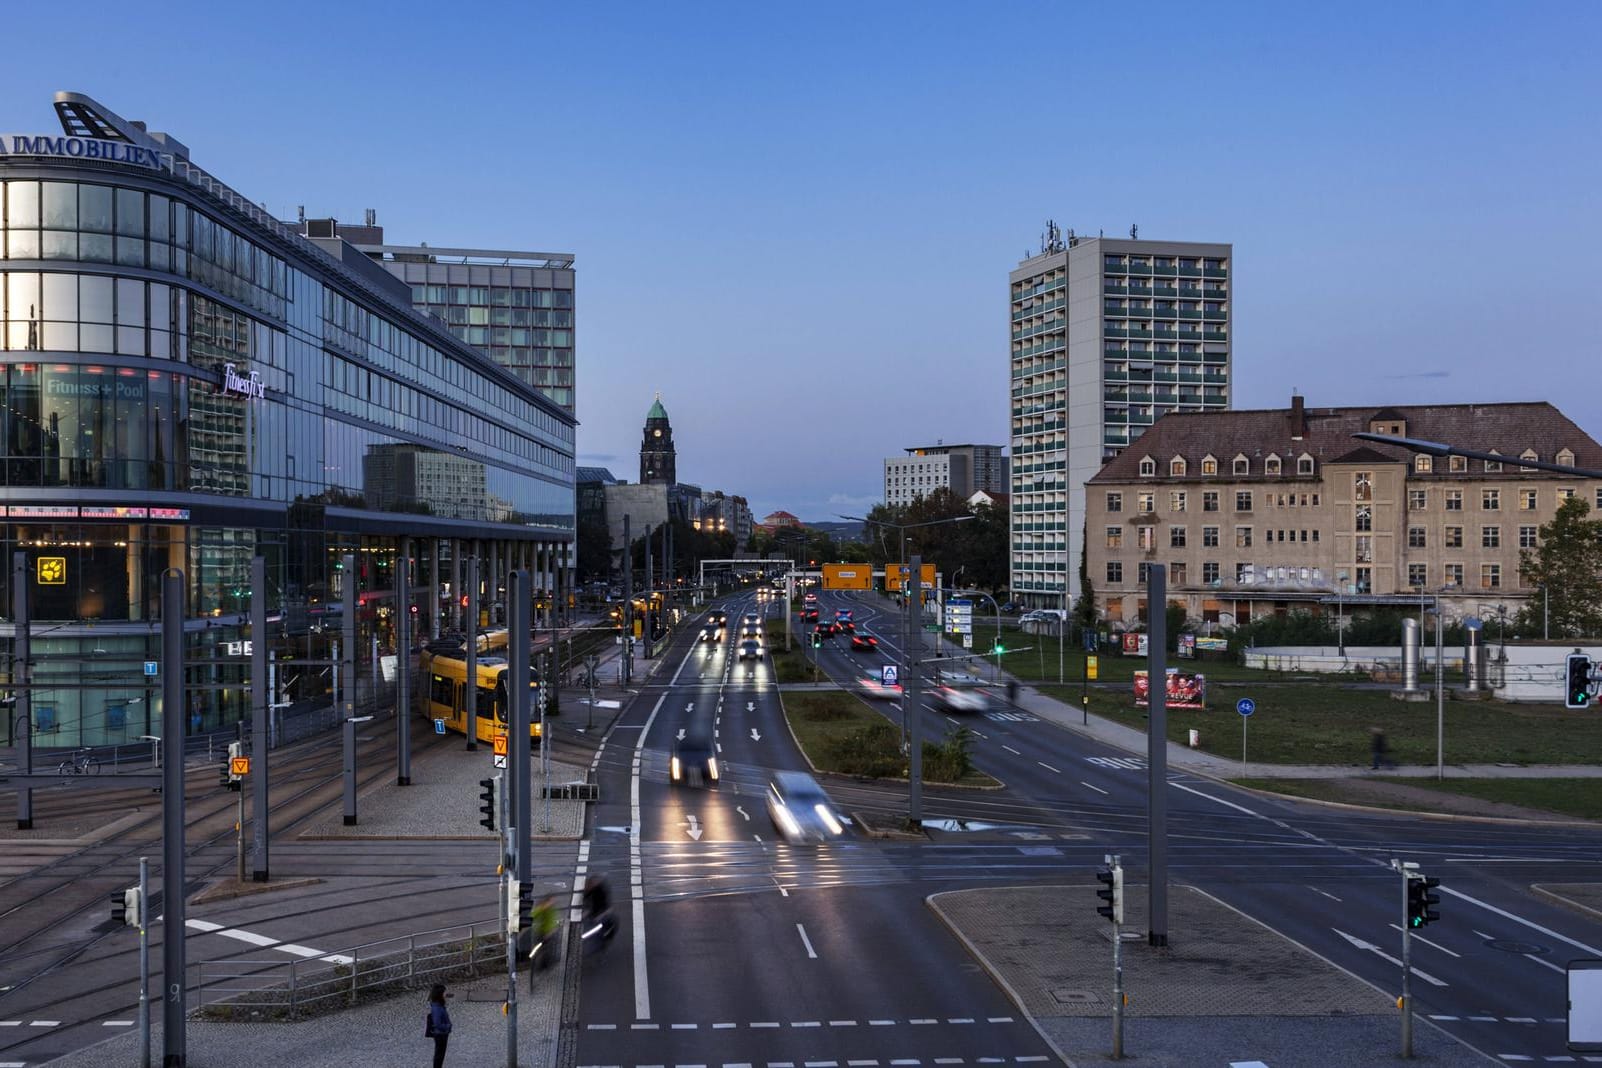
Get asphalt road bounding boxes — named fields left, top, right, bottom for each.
left=572, top=587, right=1602, bottom=1067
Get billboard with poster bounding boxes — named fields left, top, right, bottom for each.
left=1120, top=632, right=1148, bottom=656
left=1195, top=636, right=1228, bottom=653
left=1133, top=669, right=1208, bottom=710
left=1177, top=634, right=1196, bottom=659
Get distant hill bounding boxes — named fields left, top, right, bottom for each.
left=806, top=520, right=865, bottom=542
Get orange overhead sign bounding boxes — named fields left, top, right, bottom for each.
left=885, top=563, right=936, bottom=592
left=822, top=563, right=871, bottom=591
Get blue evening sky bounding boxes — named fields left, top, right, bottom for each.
left=5, top=2, right=1598, bottom=520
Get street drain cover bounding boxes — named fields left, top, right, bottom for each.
left=1485, top=939, right=1547, bottom=955
left=1052, top=989, right=1098, bottom=1004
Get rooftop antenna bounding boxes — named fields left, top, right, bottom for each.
left=364, top=208, right=376, bottom=227
left=1130, top=224, right=1139, bottom=240
left=296, top=205, right=305, bottom=223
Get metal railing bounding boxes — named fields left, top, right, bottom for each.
left=195, top=918, right=505, bottom=1021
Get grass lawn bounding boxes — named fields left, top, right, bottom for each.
left=781, top=690, right=996, bottom=787
left=1233, top=776, right=1602, bottom=821
left=1037, top=681, right=1602, bottom=767
left=1384, top=777, right=1602, bottom=820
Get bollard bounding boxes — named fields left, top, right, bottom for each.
left=1188, top=729, right=1200, bottom=748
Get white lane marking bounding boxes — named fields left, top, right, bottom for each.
left=1081, top=780, right=1109, bottom=795
left=713, top=1022, right=737, bottom=1028
left=102, top=1021, right=134, bottom=1027
left=804, top=1062, right=837, bottom=1067
left=987, top=1016, right=1014, bottom=1022
left=671, top=1022, right=698, bottom=1029
left=869, top=1018, right=895, bottom=1025
left=947, top=1017, right=974, bottom=1023
left=275, top=943, right=324, bottom=958
left=1451, top=887, right=1602, bottom=958
left=1169, top=780, right=1260, bottom=816
left=829, top=1020, right=857, bottom=1026
left=1037, top=761, right=1061, bottom=774
left=1429, top=1014, right=1459, bottom=1020
left=910, top=1017, right=937, bottom=1024
left=0, top=1022, right=18, bottom=1027
left=630, top=1021, right=659, bottom=1029
left=796, top=924, right=818, bottom=959
left=847, top=1062, right=880, bottom=1067
left=185, top=919, right=224, bottom=932
left=1469, top=1015, right=1498, bottom=1021
left=1310, top=886, right=1342, bottom=902
left=29, top=1020, right=60, bottom=1026
left=1388, top=925, right=1460, bottom=957
left=1332, top=928, right=1447, bottom=986
left=1002, top=745, right=1021, bottom=755
left=1506, top=1017, right=1537, bottom=1023
left=586, top=1023, right=617, bottom=1029
left=793, top=1020, right=821, bottom=1028
left=218, top=928, right=279, bottom=948
left=1229, top=1062, right=1271, bottom=1068
left=751, top=1021, right=780, bottom=1028
left=936, top=1061, right=965, bottom=1066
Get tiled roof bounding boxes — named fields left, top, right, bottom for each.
left=1092, top=401, right=1602, bottom=484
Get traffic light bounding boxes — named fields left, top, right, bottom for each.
left=1095, top=863, right=1123, bottom=924
left=992, top=641, right=1006, bottom=656
left=811, top=630, right=822, bottom=649
left=110, top=889, right=129, bottom=925
left=1406, top=873, right=1441, bottom=928
left=478, top=775, right=500, bottom=831
left=1565, top=653, right=1593, bottom=709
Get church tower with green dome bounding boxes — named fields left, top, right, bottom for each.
left=640, top=393, right=676, bottom=485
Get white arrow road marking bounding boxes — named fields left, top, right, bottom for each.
left=1332, top=928, right=1447, bottom=986
left=685, top=814, right=702, bottom=841
left=750, top=728, right=762, bottom=741
left=736, top=806, right=750, bottom=821
left=686, top=702, right=694, bottom=712
left=747, top=701, right=755, bottom=712
left=676, top=728, right=686, bottom=740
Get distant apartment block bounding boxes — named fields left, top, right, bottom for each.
left=884, top=443, right=1005, bottom=507
left=1009, top=228, right=1231, bottom=608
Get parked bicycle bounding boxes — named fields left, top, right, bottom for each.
left=56, top=748, right=98, bottom=777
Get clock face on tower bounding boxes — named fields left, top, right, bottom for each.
left=654, top=429, right=661, bottom=437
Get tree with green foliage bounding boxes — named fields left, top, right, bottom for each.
left=1513, top=496, right=1602, bottom=638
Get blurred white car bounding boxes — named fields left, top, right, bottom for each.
left=765, top=771, right=846, bottom=843
left=932, top=686, right=988, bottom=713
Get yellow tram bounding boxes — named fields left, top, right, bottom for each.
left=419, top=644, right=543, bottom=746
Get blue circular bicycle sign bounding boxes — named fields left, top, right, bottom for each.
left=1236, top=698, right=1255, bottom=717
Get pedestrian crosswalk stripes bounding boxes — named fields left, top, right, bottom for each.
left=1086, top=755, right=1146, bottom=770
left=983, top=711, right=1037, bottom=722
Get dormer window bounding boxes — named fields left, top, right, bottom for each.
left=1170, top=456, right=1187, bottom=477
left=1484, top=451, right=1502, bottom=473
left=1297, top=454, right=1315, bottom=476
left=1521, top=448, right=1539, bottom=463
left=1414, top=455, right=1432, bottom=473
left=1138, top=456, right=1156, bottom=477
left=1265, top=454, right=1281, bottom=476
left=1232, top=454, right=1249, bottom=476
left=1201, top=454, right=1218, bottom=476
left=1448, top=455, right=1467, bottom=473
left=1557, top=448, right=1576, bottom=467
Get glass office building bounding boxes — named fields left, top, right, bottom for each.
left=0, top=92, right=576, bottom=748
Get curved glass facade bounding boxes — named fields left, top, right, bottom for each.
left=0, top=160, right=575, bottom=748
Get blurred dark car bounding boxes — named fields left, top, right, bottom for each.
left=708, top=610, right=728, bottom=627
left=849, top=632, right=878, bottom=652
left=670, top=731, right=719, bottom=787
left=738, top=638, right=763, bottom=660
left=697, top=624, right=719, bottom=642
left=802, top=607, right=820, bottom=622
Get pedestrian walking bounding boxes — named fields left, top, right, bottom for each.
left=425, top=982, right=452, bottom=1068
left=530, top=894, right=560, bottom=987
left=1369, top=726, right=1391, bottom=770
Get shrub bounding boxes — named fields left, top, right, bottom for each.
left=826, top=720, right=904, bottom=778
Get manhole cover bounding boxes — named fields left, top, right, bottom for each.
left=1485, top=938, right=1547, bottom=955
left=1052, top=989, right=1098, bottom=1004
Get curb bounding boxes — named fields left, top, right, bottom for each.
left=924, top=889, right=1075, bottom=1067
left=1532, top=884, right=1602, bottom=923
left=190, top=876, right=323, bottom=906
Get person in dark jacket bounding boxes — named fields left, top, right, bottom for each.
left=1370, top=726, right=1391, bottom=770
left=426, top=983, right=452, bottom=1067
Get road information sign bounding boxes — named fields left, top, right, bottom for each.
left=822, top=563, right=872, bottom=591
left=945, top=598, right=973, bottom=635
left=143, top=660, right=158, bottom=677
left=881, top=664, right=899, bottom=687
left=229, top=756, right=251, bottom=777
left=1237, top=698, right=1256, bottom=717
left=493, top=754, right=507, bottom=770
left=434, top=718, right=446, bottom=735
left=492, top=734, right=509, bottom=758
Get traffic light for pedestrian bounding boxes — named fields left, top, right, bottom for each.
left=1406, top=874, right=1441, bottom=928
left=1565, top=653, right=1593, bottom=709
left=111, top=886, right=140, bottom=926
left=478, top=775, right=500, bottom=831
left=1095, top=864, right=1123, bottom=924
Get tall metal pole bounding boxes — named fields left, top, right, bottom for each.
left=396, top=540, right=412, bottom=786
left=622, top=516, right=633, bottom=687
left=1146, top=564, right=1169, bottom=947
left=465, top=556, right=479, bottom=750
left=161, top=568, right=186, bottom=1068
left=139, top=854, right=151, bottom=1068
left=250, top=556, right=269, bottom=880
left=907, top=553, right=923, bottom=824
left=1435, top=597, right=1444, bottom=781
left=510, top=571, right=531, bottom=888
left=1111, top=853, right=1124, bottom=1060
left=1400, top=863, right=1414, bottom=1057
left=13, top=551, right=32, bottom=829
left=643, top=523, right=654, bottom=661
left=341, top=552, right=358, bottom=826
